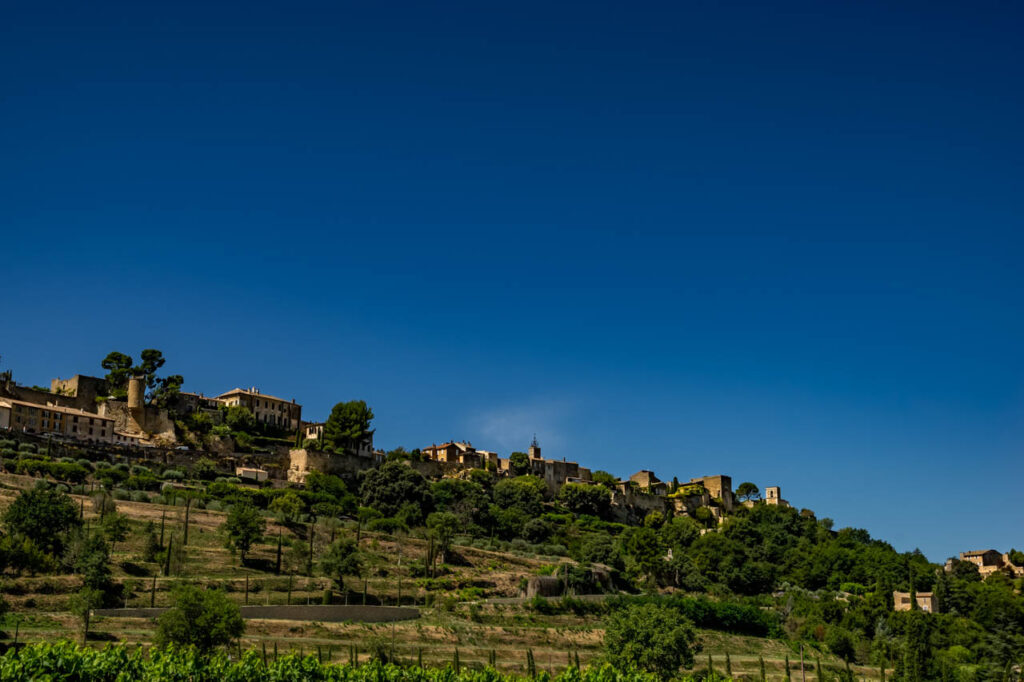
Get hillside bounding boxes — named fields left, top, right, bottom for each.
left=0, top=431, right=1020, bottom=681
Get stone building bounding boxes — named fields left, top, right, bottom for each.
left=951, top=549, right=1022, bottom=578
left=893, top=591, right=936, bottom=613
left=0, top=398, right=115, bottom=443
left=688, top=474, right=736, bottom=512
left=629, top=470, right=669, bottom=495
left=216, top=387, right=302, bottom=431
left=422, top=441, right=485, bottom=467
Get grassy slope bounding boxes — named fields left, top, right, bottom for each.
left=0, top=473, right=882, bottom=679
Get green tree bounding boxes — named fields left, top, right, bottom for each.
left=224, top=406, right=257, bottom=433
left=359, top=461, right=431, bottom=518
left=591, top=470, right=618, bottom=488
left=191, top=457, right=219, bottom=481
left=269, top=491, right=305, bottom=524
left=101, top=351, right=134, bottom=397
left=155, top=585, right=244, bottom=652
left=222, top=502, right=266, bottom=562
left=558, top=483, right=611, bottom=517
left=827, top=627, right=857, bottom=663
left=736, top=481, right=760, bottom=502
left=604, top=603, right=698, bottom=676
left=74, top=534, right=113, bottom=593
left=101, top=513, right=130, bottom=554
left=323, top=400, right=374, bottom=454
left=426, top=512, right=460, bottom=564
left=319, top=538, right=361, bottom=593
left=492, top=476, right=546, bottom=516
left=68, top=587, right=105, bottom=645
left=150, top=374, right=184, bottom=407
left=508, top=452, right=531, bottom=476
left=3, top=482, right=81, bottom=556
left=133, top=349, right=166, bottom=389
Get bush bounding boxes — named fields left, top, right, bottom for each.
left=161, top=469, right=185, bottom=481
left=130, top=491, right=149, bottom=503
left=604, top=603, right=698, bottom=676
left=112, top=489, right=132, bottom=501
left=17, top=443, right=37, bottom=453
left=155, top=585, right=244, bottom=651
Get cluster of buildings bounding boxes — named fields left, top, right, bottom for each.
left=3, top=366, right=792, bottom=526
left=0, top=371, right=308, bottom=449
left=893, top=550, right=1024, bottom=614
left=946, top=549, right=1024, bottom=579
left=412, top=437, right=789, bottom=524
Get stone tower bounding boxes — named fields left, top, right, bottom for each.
left=528, top=435, right=541, bottom=459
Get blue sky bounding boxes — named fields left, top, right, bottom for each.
left=2, top=1, right=1022, bottom=561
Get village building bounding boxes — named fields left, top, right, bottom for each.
left=893, top=591, right=936, bottom=613
left=236, top=466, right=269, bottom=482
left=0, top=398, right=115, bottom=443
left=422, top=441, right=498, bottom=468
left=948, top=549, right=1023, bottom=578
left=216, top=387, right=301, bottom=431
left=628, top=470, right=669, bottom=495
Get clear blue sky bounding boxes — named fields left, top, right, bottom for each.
left=2, top=1, right=1022, bottom=562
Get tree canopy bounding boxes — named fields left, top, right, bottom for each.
left=359, top=461, right=431, bottom=518
left=323, top=400, right=374, bottom=454
left=3, top=483, right=81, bottom=556
left=155, top=585, right=244, bottom=651
left=604, top=603, right=698, bottom=676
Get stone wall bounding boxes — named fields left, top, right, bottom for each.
left=95, top=605, right=420, bottom=622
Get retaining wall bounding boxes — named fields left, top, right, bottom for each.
left=95, top=605, right=420, bottom=622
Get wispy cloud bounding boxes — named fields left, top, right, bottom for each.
left=466, top=398, right=577, bottom=454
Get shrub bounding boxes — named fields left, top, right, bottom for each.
left=161, top=469, right=185, bottom=481
left=604, top=602, right=698, bottom=676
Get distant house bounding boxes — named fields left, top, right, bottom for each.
left=235, top=466, right=268, bottom=483
left=422, top=441, right=487, bottom=467
left=216, top=387, right=301, bottom=431
left=0, top=398, right=115, bottom=443
left=893, top=591, right=936, bottom=613
left=629, top=470, right=669, bottom=496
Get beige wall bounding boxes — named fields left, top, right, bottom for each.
left=4, top=400, right=114, bottom=443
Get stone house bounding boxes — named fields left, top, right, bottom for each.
left=216, top=387, right=301, bottom=432
left=0, top=398, right=115, bottom=443
left=893, top=591, right=936, bottom=613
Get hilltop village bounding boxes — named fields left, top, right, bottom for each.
left=1, top=354, right=1019, bottom=573
left=0, top=354, right=790, bottom=527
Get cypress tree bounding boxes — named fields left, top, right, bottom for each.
left=760, top=656, right=766, bottom=682
left=275, top=530, right=282, bottom=575
left=709, top=654, right=715, bottom=681
left=726, top=652, right=733, bottom=678
left=786, top=655, right=792, bottom=682
left=453, top=647, right=460, bottom=673
left=880, top=661, right=886, bottom=682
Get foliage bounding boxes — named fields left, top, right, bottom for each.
left=323, top=400, right=374, bottom=454
left=222, top=502, right=266, bottom=561
left=508, top=451, right=531, bottom=476
left=359, top=461, right=431, bottom=518
left=3, top=482, right=81, bottom=556
left=558, top=483, right=611, bottom=517
left=155, top=585, right=244, bottom=652
left=0, top=643, right=667, bottom=681
left=736, top=481, right=760, bottom=502
left=319, top=538, right=361, bottom=591
left=604, top=602, right=699, bottom=676
left=224, top=406, right=257, bottom=433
